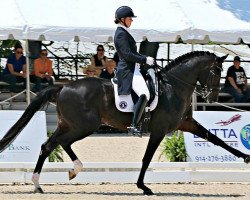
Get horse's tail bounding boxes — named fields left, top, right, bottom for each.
left=0, top=86, right=62, bottom=153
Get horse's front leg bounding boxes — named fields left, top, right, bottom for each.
left=179, top=118, right=250, bottom=163
left=137, top=131, right=165, bottom=195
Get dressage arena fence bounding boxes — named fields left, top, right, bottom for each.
left=0, top=162, right=250, bottom=184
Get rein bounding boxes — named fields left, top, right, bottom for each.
left=166, top=72, right=196, bottom=88
left=156, top=61, right=221, bottom=101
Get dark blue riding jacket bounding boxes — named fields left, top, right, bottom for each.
left=114, top=26, right=147, bottom=95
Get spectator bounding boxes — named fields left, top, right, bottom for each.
left=90, top=45, right=107, bottom=76
left=30, top=49, right=53, bottom=92
left=83, top=65, right=99, bottom=77
left=113, top=52, right=119, bottom=65
left=224, top=56, right=250, bottom=102
left=2, top=43, right=27, bottom=92
left=100, top=60, right=116, bottom=80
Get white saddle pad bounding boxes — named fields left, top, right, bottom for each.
left=111, top=70, right=158, bottom=112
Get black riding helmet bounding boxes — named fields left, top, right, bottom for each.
left=115, top=6, right=137, bottom=27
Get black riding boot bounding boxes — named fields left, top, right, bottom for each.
left=128, top=94, right=148, bottom=137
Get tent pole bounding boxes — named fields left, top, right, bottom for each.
left=191, top=43, right=197, bottom=111
left=24, top=40, right=31, bottom=105
left=167, top=43, right=170, bottom=64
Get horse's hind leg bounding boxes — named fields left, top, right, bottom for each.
left=58, top=127, right=99, bottom=180
left=61, top=144, right=83, bottom=180
left=32, top=128, right=61, bottom=193
left=179, top=118, right=250, bottom=163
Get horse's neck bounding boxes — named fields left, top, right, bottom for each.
left=164, top=58, right=209, bottom=101
left=167, top=65, right=198, bottom=93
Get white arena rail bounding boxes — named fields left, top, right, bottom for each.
left=0, top=162, right=250, bottom=184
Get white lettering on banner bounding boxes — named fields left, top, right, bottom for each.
left=184, top=111, right=250, bottom=162
left=0, top=111, right=47, bottom=162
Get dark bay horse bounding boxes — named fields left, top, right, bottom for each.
left=0, top=51, right=249, bottom=195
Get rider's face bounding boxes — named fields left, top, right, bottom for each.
left=121, top=17, right=133, bottom=27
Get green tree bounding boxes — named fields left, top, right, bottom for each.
left=0, top=40, right=20, bottom=57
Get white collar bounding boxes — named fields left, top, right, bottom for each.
left=118, top=24, right=130, bottom=33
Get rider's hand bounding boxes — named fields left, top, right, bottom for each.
left=146, top=57, right=154, bottom=66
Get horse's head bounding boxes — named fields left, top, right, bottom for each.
left=197, top=54, right=228, bottom=103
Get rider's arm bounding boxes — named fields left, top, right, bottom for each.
left=116, top=31, right=146, bottom=63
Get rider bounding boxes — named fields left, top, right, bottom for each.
left=114, top=6, right=154, bottom=136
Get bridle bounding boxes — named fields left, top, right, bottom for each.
left=195, top=63, right=222, bottom=100
left=156, top=61, right=222, bottom=101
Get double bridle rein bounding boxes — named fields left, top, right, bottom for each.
left=156, top=61, right=222, bottom=101
left=195, top=64, right=222, bottom=100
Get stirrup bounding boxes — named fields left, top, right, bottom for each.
left=127, top=126, right=142, bottom=137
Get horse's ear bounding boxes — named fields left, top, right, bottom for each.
left=217, top=54, right=229, bottom=63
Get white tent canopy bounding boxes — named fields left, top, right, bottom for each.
left=0, top=0, right=250, bottom=43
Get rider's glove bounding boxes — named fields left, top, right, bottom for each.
left=146, top=57, right=154, bottom=66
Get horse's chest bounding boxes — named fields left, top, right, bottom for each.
left=168, top=97, right=187, bottom=112
left=166, top=99, right=189, bottom=123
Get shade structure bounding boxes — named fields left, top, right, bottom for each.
left=0, top=0, right=249, bottom=43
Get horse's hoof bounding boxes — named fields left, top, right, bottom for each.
left=143, top=189, right=154, bottom=196
left=34, top=187, right=44, bottom=193
left=69, top=169, right=76, bottom=180
left=137, top=183, right=154, bottom=195
left=244, top=156, right=250, bottom=164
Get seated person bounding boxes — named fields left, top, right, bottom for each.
left=100, top=60, right=116, bottom=80
left=83, top=65, right=99, bottom=77
left=90, top=45, right=107, bottom=76
left=224, top=56, right=250, bottom=102
left=30, top=49, right=53, bottom=92
left=113, top=52, right=119, bottom=65
left=2, top=43, right=27, bottom=92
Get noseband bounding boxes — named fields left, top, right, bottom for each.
left=195, top=64, right=222, bottom=100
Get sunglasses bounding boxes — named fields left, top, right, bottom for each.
left=97, top=49, right=104, bottom=51
left=16, top=51, right=23, bottom=54
left=41, top=53, right=48, bottom=56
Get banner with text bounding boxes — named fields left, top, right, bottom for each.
left=0, top=110, right=47, bottom=162
left=184, top=111, right=250, bottom=162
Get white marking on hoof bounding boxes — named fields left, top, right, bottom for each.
left=73, top=159, right=83, bottom=175
left=32, top=173, right=41, bottom=191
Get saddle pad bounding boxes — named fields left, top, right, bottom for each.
left=111, top=79, right=158, bottom=113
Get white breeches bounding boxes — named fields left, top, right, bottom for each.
left=132, top=64, right=150, bottom=101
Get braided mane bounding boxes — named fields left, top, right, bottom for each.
left=164, top=51, right=216, bottom=71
